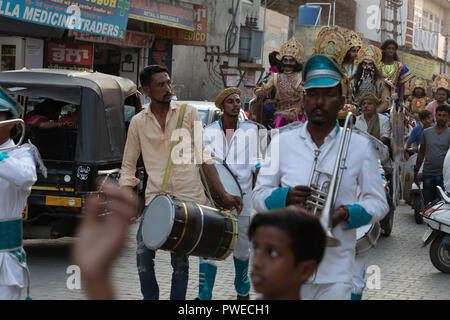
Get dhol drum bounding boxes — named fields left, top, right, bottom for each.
left=142, top=194, right=238, bottom=260
left=201, top=161, right=243, bottom=214
left=356, top=222, right=381, bottom=255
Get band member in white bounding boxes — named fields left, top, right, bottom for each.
left=0, top=88, right=38, bottom=300
left=198, top=87, right=263, bottom=300
left=252, top=55, right=389, bottom=300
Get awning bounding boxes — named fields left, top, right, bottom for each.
left=129, top=0, right=194, bottom=31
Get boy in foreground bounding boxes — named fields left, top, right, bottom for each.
left=249, top=208, right=326, bottom=300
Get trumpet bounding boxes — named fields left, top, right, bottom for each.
left=0, top=119, right=26, bottom=151
left=306, top=112, right=354, bottom=247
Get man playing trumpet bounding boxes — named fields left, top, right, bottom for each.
left=252, top=55, right=389, bottom=300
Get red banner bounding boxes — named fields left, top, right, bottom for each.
left=45, top=42, right=94, bottom=71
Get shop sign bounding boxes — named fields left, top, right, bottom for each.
left=397, top=50, right=437, bottom=81
left=69, top=30, right=155, bottom=48
left=149, top=5, right=207, bottom=47
left=129, top=0, right=194, bottom=31
left=45, top=41, right=93, bottom=71
left=148, top=38, right=172, bottom=75
left=413, top=29, right=438, bottom=56
left=0, top=0, right=130, bottom=39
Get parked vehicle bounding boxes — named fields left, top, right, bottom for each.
left=404, top=152, right=425, bottom=224
left=178, top=100, right=248, bottom=127
left=0, top=69, right=143, bottom=239
left=422, top=186, right=450, bottom=273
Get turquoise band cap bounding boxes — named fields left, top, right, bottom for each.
left=303, top=54, right=345, bottom=90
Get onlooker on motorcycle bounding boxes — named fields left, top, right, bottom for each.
left=404, top=109, right=433, bottom=160
left=415, top=105, right=450, bottom=206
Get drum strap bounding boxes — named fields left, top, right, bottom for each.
left=160, top=103, right=187, bottom=194
left=198, top=163, right=216, bottom=208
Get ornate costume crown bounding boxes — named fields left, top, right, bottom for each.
left=313, top=26, right=347, bottom=65
left=432, top=74, right=450, bottom=92
left=409, top=77, right=428, bottom=94
left=276, top=38, right=304, bottom=64
left=342, top=29, right=363, bottom=57
left=356, top=45, right=383, bottom=71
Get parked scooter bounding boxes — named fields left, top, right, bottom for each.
left=422, top=186, right=450, bottom=273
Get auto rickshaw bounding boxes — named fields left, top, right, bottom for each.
left=0, top=69, right=144, bottom=239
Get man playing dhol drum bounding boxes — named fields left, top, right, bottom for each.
left=252, top=55, right=389, bottom=300
left=119, top=65, right=242, bottom=300
left=197, top=87, right=264, bottom=300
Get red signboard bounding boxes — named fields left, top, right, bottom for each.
left=148, top=5, right=207, bottom=47
left=45, top=42, right=94, bottom=71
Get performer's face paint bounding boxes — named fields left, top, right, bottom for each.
left=348, top=46, right=360, bottom=62
left=145, top=72, right=173, bottom=105
left=304, top=86, right=344, bottom=126
left=281, top=56, right=296, bottom=72
left=361, top=60, right=375, bottom=78
left=221, top=93, right=241, bottom=119
left=250, top=225, right=315, bottom=300
left=384, top=44, right=397, bottom=60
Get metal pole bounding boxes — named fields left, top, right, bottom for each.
left=333, top=0, right=335, bottom=26
left=445, top=36, right=448, bottom=74
left=261, top=0, right=267, bottom=68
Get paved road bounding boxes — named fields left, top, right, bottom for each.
left=22, top=204, right=450, bottom=300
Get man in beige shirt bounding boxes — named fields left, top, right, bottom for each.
left=119, top=65, right=242, bottom=300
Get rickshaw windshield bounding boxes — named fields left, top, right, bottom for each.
left=0, top=70, right=139, bottom=165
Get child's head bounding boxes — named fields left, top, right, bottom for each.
left=248, top=207, right=326, bottom=300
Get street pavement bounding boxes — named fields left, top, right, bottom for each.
left=22, top=204, right=450, bottom=300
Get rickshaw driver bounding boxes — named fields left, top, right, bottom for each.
left=119, top=65, right=242, bottom=300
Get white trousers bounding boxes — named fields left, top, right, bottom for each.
left=301, top=282, right=352, bottom=300
left=352, top=251, right=369, bottom=295
left=202, top=215, right=251, bottom=265
left=0, top=285, right=22, bottom=300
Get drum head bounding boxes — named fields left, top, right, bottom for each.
left=356, top=224, right=372, bottom=240
left=214, top=163, right=242, bottom=197
left=214, top=163, right=242, bottom=214
left=142, top=195, right=175, bottom=250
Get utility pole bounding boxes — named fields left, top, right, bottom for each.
left=381, top=0, right=403, bottom=43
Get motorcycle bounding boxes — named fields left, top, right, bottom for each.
left=422, top=186, right=450, bottom=274
left=404, top=150, right=424, bottom=224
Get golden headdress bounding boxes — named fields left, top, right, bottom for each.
left=356, top=45, right=383, bottom=71
left=432, top=74, right=450, bottom=92
left=276, top=38, right=304, bottom=64
left=409, top=77, right=428, bottom=94
left=342, top=29, right=363, bottom=56
left=215, top=87, right=241, bottom=108
left=313, top=26, right=347, bottom=65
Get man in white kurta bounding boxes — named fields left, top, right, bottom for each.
left=0, top=89, right=37, bottom=300
left=198, top=87, right=263, bottom=300
left=252, top=55, right=389, bottom=300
